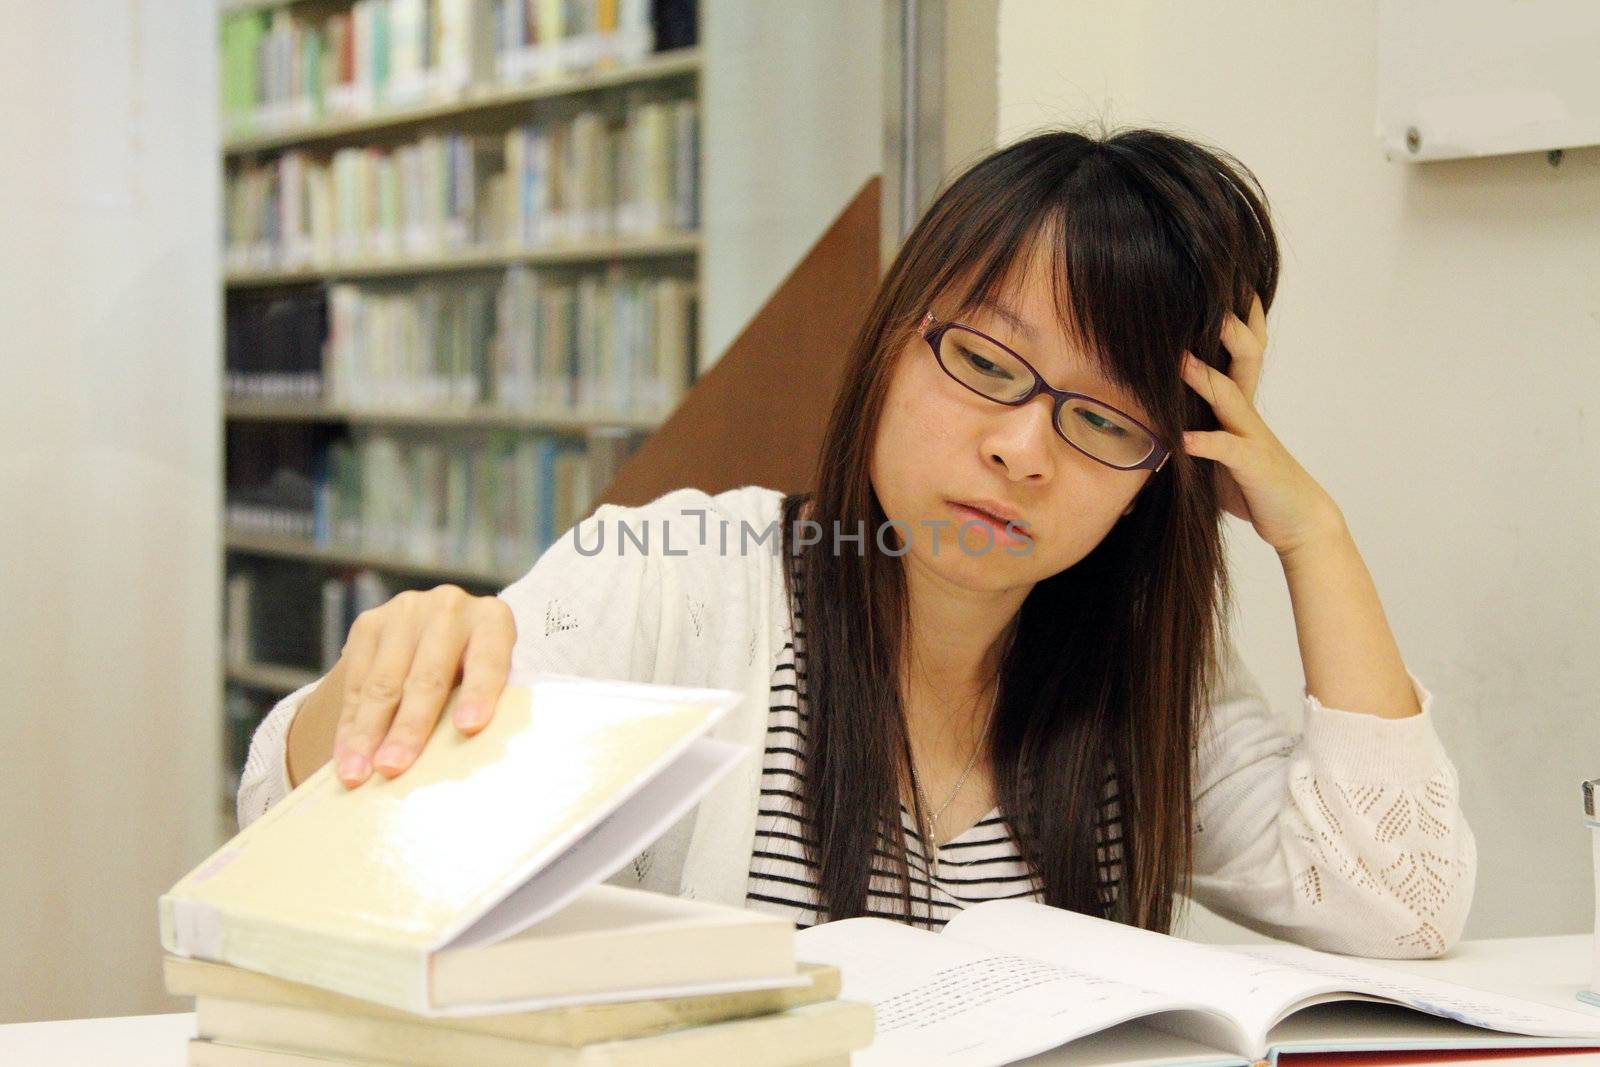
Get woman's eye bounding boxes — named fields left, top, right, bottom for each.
left=1076, top=409, right=1129, bottom=436
left=960, top=347, right=1011, bottom=379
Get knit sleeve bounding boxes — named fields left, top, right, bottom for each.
left=1186, top=637, right=1477, bottom=958
left=235, top=677, right=317, bottom=832
left=233, top=498, right=668, bottom=832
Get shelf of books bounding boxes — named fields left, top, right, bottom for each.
left=218, top=0, right=701, bottom=837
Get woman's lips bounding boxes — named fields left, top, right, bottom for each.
left=947, top=501, right=1035, bottom=548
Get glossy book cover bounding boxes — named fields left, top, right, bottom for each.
left=158, top=672, right=781, bottom=1015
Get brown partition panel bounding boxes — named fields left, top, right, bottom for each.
left=593, top=175, right=883, bottom=509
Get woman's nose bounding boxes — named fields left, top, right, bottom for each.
left=983, top=396, right=1058, bottom=479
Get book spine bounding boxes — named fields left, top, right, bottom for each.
left=536, top=438, right=556, bottom=551
left=160, top=892, right=430, bottom=1014
left=321, top=579, right=347, bottom=671
left=1588, top=778, right=1600, bottom=995
left=225, top=574, right=253, bottom=667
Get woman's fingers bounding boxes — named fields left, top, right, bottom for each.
left=1181, top=351, right=1258, bottom=434
left=1220, top=304, right=1265, bottom=408
left=373, top=604, right=473, bottom=777
left=333, top=609, right=381, bottom=784
left=1246, top=290, right=1268, bottom=349
left=453, top=598, right=516, bottom=734
left=338, top=592, right=425, bottom=787
left=325, top=586, right=515, bottom=789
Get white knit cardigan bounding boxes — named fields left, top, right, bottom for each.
left=237, top=484, right=1477, bottom=958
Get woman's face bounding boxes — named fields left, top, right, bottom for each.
left=869, top=241, right=1159, bottom=591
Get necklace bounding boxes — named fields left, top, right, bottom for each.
left=913, top=683, right=999, bottom=865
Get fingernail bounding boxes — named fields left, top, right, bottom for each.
left=338, top=752, right=368, bottom=782
left=374, top=744, right=405, bottom=772
left=455, top=703, right=486, bottom=729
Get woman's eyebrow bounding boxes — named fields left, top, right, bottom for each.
left=972, top=296, right=1040, bottom=345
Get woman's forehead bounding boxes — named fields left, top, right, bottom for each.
left=949, top=249, right=1076, bottom=352
left=953, top=290, right=1110, bottom=380
left=960, top=292, right=1043, bottom=346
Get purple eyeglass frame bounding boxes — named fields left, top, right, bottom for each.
left=920, top=310, right=1172, bottom=473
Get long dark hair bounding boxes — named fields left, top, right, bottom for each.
left=781, top=125, right=1280, bottom=933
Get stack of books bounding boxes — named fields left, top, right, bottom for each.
left=160, top=673, right=873, bottom=1065
left=164, top=902, right=865, bottom=1066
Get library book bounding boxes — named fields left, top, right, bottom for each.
left=160, top=672, right=809, bottom=1016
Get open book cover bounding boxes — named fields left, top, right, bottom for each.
left=796, top=900, right=1600, bottom=1066
left=160, top=671, right=805, bottom=1016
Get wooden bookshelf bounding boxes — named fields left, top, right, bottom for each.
left=219, top=3, right=703, bottom=834
left=223, top=399, right=664, bottom=432
left=224, top=48, right=700, bottom=155
left=224, top=232, right=699, bottom=287
left=225, top=660, right=320, bottom=693
left=226, top=531, right=526, bottom=588
left=220, top=0, right=317, bottom=16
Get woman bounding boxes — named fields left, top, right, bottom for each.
left=238, top=127, right=1475, bottom=958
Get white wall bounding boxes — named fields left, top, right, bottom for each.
left=998, top=0, right=1600, bottom=941
left=699, top=0, right=884, bottom=369
left=0, top=2, right=221, bottom=1021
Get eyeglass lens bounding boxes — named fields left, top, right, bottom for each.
left=936, top=326, right=1155, bottom=468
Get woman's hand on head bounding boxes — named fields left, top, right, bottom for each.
left=1178, top=290, right=1346, bottom=558
left=331, top=584, right=516, bottom=788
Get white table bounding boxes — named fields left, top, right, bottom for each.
left=5, top=935, right=1600, bottom=1066
left=0, top=1010, right=195, bottom=1067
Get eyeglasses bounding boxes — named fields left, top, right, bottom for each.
left=920, top=310, right=1171, bottom=472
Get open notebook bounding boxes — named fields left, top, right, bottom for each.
left=161, top=672, right=805, bottom=1017
left=796, top=900, right=1600, bottom=1066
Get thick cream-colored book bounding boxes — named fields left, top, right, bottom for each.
left=160, top=672, right=801, bottom=1016
left=188, top=997, right=874, bottom=1067
left=164, top=953, right=842, bottom=1047
left=188, top=1039, right=851, bottom=1067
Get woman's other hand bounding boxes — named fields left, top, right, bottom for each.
left=1179, top=291, right=1345, bottom=558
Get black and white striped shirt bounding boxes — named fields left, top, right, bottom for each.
left=744, top=553, right=1125, bottom=930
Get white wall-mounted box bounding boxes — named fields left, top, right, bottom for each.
left=1378, top=0, right=1600, bottom=161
